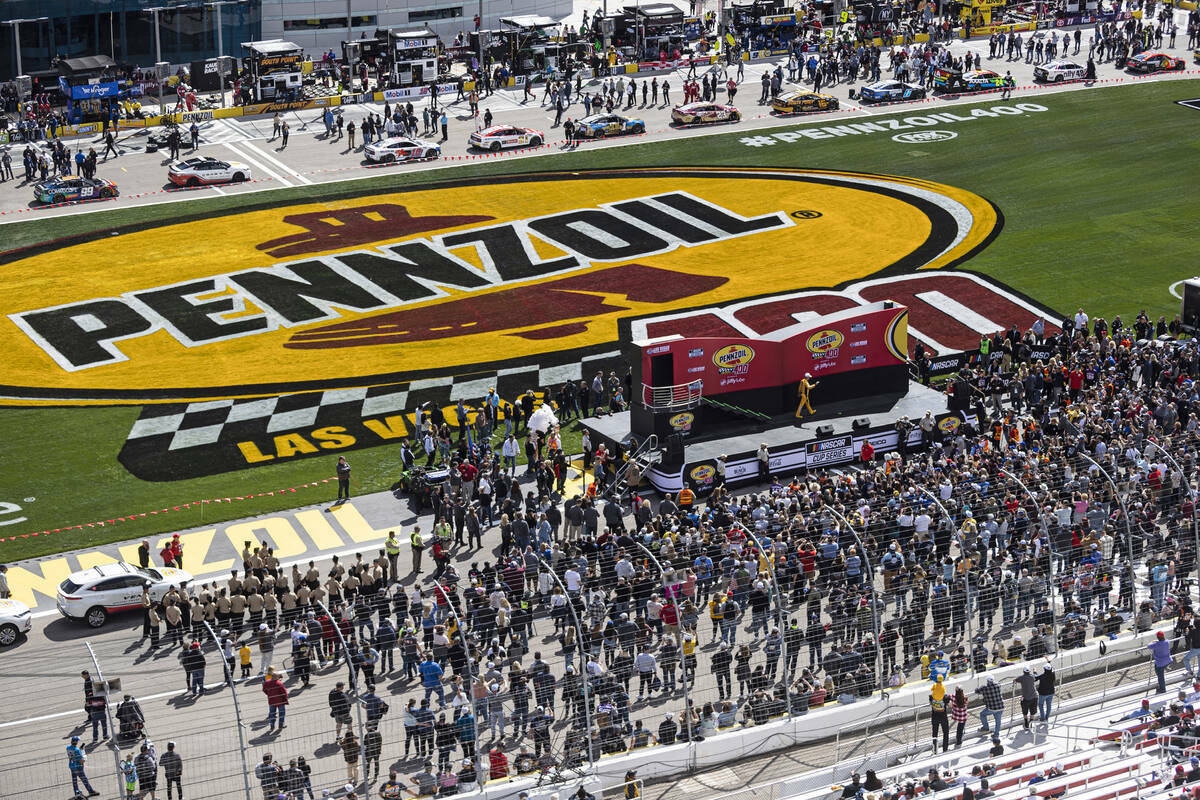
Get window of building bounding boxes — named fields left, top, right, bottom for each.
left=408, top=7, right=464, bottom=22
left=283, top=15, right=377, bottom=31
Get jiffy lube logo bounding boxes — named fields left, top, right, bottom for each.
left=1, top=167, right=999, bottom=404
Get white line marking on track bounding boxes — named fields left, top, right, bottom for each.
left=241, top=140, right=313, bottom=184
left=221, top=141, right=293, bottom=188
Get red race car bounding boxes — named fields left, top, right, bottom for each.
left=1124, top=52, right=1185, bottom=74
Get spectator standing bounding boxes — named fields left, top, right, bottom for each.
left=66, top=736, right=99, bottom=797
left=1149, top=631, right=1173, bottom=693
left=1037, top=665, right=1056, bottom=722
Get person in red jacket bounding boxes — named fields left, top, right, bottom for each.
left=170, top=534, right=184, bottom=569
left=487, top=747, right=508, bottom=780
left=860, top=441, right=875, bottom=464
left=160, top=542, right=176, bottom=567
left=262, top=673, right=289, bottom=732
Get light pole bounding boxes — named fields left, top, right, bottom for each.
left=534, top=556, right=598, bottom=774
left=4, top=17, right=47, bottom=83
left=146, top=7, right=169, bottom=111
left=314, top=600, right=371, bottom=792
left=999, top=468, right=1060, bottom=657
left=632, top=541, right=696, bottom=757
left=741, top=527, right=792, bottom=709
left=429, top=583, right=482, bottom=776
left=916, top=485, right=976, bottom=675
left=824, top=507, right=886, bottom=698
left=200, top=621, right=254, bottom=800
left=206, top=1, right=239, bottom=108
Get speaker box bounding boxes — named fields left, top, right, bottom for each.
left=852, top=417, right=871, bottom=430
left=815, top=423, right=835, bottom=436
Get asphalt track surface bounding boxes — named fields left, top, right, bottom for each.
left=0, top=29, right=1197, bottom=222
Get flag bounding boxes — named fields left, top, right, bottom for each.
left=466, top=424, right=477, bottom=461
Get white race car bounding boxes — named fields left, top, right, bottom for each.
left=363, top=136, right=441, bottom=164
left=57, top=562, right=194, bottom=628
left=1033, top=59, right=1086, bottom=83
left=167, top=157, right=252, bottom=186
left=0, top=598, right=32, bottom=646
left=467, top=125, right=544, bottom=151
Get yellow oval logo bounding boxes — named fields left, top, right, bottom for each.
left=690, top=465, right=716, bottom=481
left=807, top=329, right=845, bottom=355
left=0, top=167, right=998, bottom=404
left=712, top=344, right=756, bottom=370
left=939, top=415, right=962, bottom=433
left=669, top=412, right=695, bottom=429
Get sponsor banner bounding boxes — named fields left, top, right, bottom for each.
left=761, top=13, right=797, bottom=25
left=1038, top=10, right=1132, bottom=28
left=175, top=109, right=214, bottom=124
left=380, top=82, right=458, bottom=102
left=806, top=434, right=855, bottom=466
left=967, top=20, right=1037, bottom=37
left=257, top=54, right=303, bottom=76
left=0, top=131, right=8, bottom=144
left=237, top=96, right=338, bottom=117
left=740, top=102, right=1050, bottom=147
left=669, top=411, right=695, bottom=433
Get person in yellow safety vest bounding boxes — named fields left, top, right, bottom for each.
left=385, top=532, right=401, bottom=582
left=433, top=517, right=452, bottom=545
left=410, top=526, right=424, bottom=574
left=679, top=487, right=694, bottom=507
left=681, top=631, right=697, bottom=681
left=708, top=594, right=725, bottom=644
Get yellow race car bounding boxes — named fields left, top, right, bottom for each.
left=771, top=90, right=840, bottom=115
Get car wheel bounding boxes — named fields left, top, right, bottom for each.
left=52, top=194, right=66, bottom=203
left=187, top=176, right=200, bottom=187
left=0, top=623, right=18, bottom=647
left=529, top=136, right=542, bottom=147
left=232, top=172, right=246, bottom=182
left=730, top=112, right=741, bottom=122
left=490, top=141, right=501, bottom=151
left=85, top=606, right=108, bottom=628
left=595, top=129, right=606, bottom=139
left=1055, top=75, right=1064, bottom=83
left=101, top=188, right=114, bottom=198
left=632, top=124, right=644, bottom=134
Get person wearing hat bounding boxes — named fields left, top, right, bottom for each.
left=624, top=770, right=641, bottom=799
left=929, top=676, right=950, bottom=752
left=1014, top=666, right=1038, bottom=729
left=795, top=372, right=819, bottom=421
left=66, top=735, right=100, bottom=797
left=1148, top=630, right=1173, bottom=693
left=975, top=675, right=1003, bottom=741
left=1037, top=664, right=1056, bottom=722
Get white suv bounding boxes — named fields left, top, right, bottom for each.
left=0, top=599, right=32, bottom=646
left=57, top=562, right=193, bottom=628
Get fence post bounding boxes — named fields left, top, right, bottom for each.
left=84, top=642, right=128, bottom=799
left=316, top=600, right=371, bottom=794
left=200, top=621, right=255, bottom=800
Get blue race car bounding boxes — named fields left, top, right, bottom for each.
left=32, top=175, right=118, bottom=204
left=574, top=113, right=646, bottom=139
left=859, top=80, right=927, bottom=104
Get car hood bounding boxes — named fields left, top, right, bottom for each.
left=0, top=599, right=30, bottom=614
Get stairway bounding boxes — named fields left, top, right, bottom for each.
left=607, top=435, right=661, bottom=499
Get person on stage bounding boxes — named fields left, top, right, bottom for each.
left=795, top=373, right=819, bottom=420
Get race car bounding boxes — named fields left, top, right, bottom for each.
left=932, top=67, right=1004, bottom=92
left=1125, top=52, right=1185, bottom=74
left=363, top=136, right=441, bottom=163
left=671, top=102, right=742, bottom=125
left=57, top=562, right=194, bottom=628
left=770, top=90, right=839, bottom=114
left=1033, top=59, right=1087, bottom=83
left=858, top=80, right=927, bottom=104
left=0, top=598, right=32, bottom=646
left=467, top=125, right=544, bottom=151
left=573, top=113, right=646, bottom=139
left=167, top=157, right=251, bottom=186
left=32, top=175, right=118, bottom=204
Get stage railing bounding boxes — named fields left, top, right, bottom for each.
left=641, top=380, right=703, bottom=411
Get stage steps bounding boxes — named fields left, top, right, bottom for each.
left=701, top=396, right=773, bottom=423
left=608, top=435, right=661, bottom=500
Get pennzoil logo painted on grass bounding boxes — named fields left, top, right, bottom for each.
left=1, top=167, right=999, bottom=404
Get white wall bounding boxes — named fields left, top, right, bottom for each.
left=261, top=0, right=575, bottom=57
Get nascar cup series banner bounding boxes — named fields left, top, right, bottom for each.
left=0, top=167, right=1056, bottom=481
